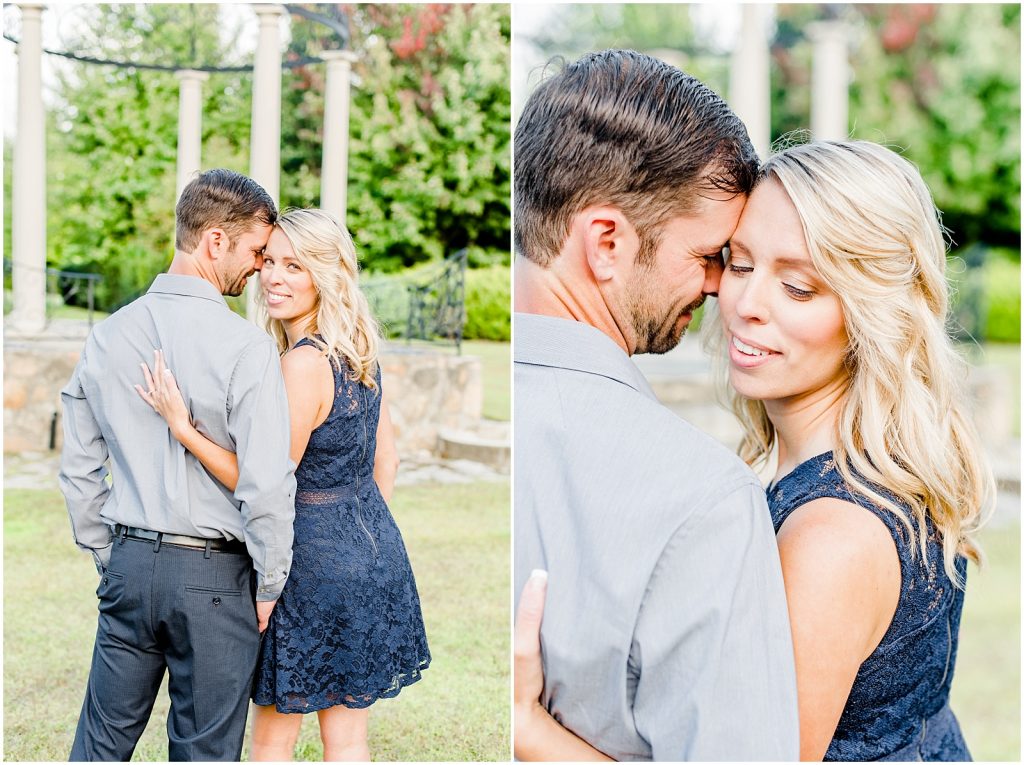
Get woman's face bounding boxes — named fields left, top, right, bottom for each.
left=259, top=228, right=318, bottom=323
left=717, top=180, right=850, bottom=406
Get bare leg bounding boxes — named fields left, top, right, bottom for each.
left=250, top=703, right=304, bottom=762
left=317, top=705, right=370, bottom=762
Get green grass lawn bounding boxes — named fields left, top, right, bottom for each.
left=3, top=482, right=510, bottom=762
left=950, top=521, right=1021, bottom=761
left=461, top=340, right=510, bottom=422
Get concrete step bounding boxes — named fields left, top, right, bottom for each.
left=438, top=419, right=510, bottom=472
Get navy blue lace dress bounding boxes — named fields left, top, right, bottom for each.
left=769, top=452, right=970, bottom=761
left=252, top=340, right=430, bottom=713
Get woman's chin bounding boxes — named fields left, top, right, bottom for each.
left=728, top=370, right=769, bottom=402
left=263, top=301, right=291, bottom=320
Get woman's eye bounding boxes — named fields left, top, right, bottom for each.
left=727, top=263, right=753, bottom=274
left=784, top=283, right=814, bottom=299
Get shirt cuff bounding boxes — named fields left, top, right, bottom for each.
left=256, top=574, right=287, bottom=601
left=91, top=543, right=113, bottom=574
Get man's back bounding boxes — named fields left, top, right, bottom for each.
left=61, top=273, right=294, bottom=586
left=513, top=313, right=799, bottom=760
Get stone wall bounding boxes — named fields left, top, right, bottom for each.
left=4, top=338, right=82, bottom=453
left=3, top=336, right=482, bottom=457
left=379, top=346, right=483, bottom=453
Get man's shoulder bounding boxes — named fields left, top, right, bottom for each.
left=534, top=364, right=751, bottom=471
left=621, top=395, right=760, bottom=489
left=102, top=292, right=272, bottom=346
left=80, top=297, right=276, bottom=392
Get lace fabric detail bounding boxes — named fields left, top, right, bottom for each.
left=294, top=482, right=362, bottom=505
left=252, top=337, right=430, bottom=713
left=768, top=452, right=969, bottom=761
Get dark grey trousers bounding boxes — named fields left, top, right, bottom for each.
left=70, top=536, right=261, bottom=762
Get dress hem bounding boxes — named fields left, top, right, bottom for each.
left=252, top=657, right=431, bottom=715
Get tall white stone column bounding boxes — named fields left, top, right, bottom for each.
left=175, top=69, right=209, bottom=199
left=11, top=3, right=47, bottom=334
left=808, top=20, right=850, bottom=141
left=320, top=50, right=358, bottom=227
left=247, top=3, right=285, bottom=319
left=729, top=4, right=771, bottom=159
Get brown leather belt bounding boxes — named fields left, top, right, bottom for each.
left=115, top=524, right=247, bottom=555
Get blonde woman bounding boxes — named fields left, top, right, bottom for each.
left=137, top=209, right=430, bottom=761
left=514, top=140, right=993, bottom=761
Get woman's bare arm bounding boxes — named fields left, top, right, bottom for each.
left=135, top=350, right=241, bottom=490
left=373, top=388, right=400, bottom=503
left=777, top=497, right=901, bottom=761
left=135, top=346, right=332, bottom=490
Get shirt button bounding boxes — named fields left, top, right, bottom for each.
left=212, top=597, right=222, bottom=606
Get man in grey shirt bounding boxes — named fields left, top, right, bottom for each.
left=513, top=51, right=799, bottom=760
left=59, top=169, right=295, bottom=761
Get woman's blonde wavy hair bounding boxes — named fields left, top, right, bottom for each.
left=258, top=208, right=381, bottom=392
left=706, top=139, right=994, bottom=587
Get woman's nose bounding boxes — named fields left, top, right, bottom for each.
left=734, top=276, right=769, bottom=322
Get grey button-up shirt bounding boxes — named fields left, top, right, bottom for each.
left=514, top=313, right=799, bottom=761
left=59, top=273, right=296, bottom=600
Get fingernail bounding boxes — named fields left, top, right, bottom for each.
left=530, top=569, right=548, bottom=582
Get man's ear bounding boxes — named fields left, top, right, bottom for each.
left=577, top=206, right=639, bottom=283
left=204, top=228, right=229, bottom=260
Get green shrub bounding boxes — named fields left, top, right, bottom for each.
left=464, top=265, right=511, bottom=341
left=983, top=252, right=1021, bottom=343
left=948, top=247, right=1021, bottom=344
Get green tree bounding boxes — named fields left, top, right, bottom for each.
left=44, top=4, right=250, bottom=309
left=771, top=4, right=1021, bottom=251
left=847, top=3, right=1020, bottom=250
left=15, top=3, right=511, bottom=311
left=522, top=4, right=726, bottom=95
left=279, top=4, right=511, bottom=272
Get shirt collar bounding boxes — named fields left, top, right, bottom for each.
left=513, top=312, right=657, bottom=400
left=147, top=273, right=228, bottom=307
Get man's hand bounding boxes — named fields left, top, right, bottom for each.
left=256, top=599, right=277, bottom=633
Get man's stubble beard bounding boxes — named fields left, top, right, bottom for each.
left=220, top=253, right=253, bottom=297
left=625, top=266, right=706, bottom=355
left=223, top=273, right=249, bottom=297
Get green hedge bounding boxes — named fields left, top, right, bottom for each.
left=983, top=251, right=1021, bottom=343
left=464, top=265, right=511, bottom=341
left=948, top=247, right=1020, bottom=344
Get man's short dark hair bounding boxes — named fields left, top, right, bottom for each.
left=514, top=49, right=759, bottom=266
left=175, top=169, right=278, bottom=252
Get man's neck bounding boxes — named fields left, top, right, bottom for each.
left=167, top=251, right=222, bottom=292
left=514, top=255, right=633, bottom=355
